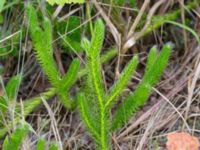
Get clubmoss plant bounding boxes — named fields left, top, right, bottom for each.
left=25, top=3, right=118, bottom=111
left=27, top=4, right=80, bottom=109
left=0, top=43, right=117, bottom=139
left=21, top=0, right=196, bottom=116
left=78, top=19, right=172, bottom=150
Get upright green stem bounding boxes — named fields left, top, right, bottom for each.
left=100, top=108, right=107, bottom=150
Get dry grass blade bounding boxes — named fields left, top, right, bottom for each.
left=185, top=53, right=200, bottom=120
left=93, top=0, right=121, bottom=49
left=41, top=97, right=63, bottom=150
left=52, top=5, right=63, bottom=19
left=127, top=0, right=150, bottom=38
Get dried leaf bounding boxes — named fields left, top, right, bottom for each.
left=166, top=132, right=199, bottom=150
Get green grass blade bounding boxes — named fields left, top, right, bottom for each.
left=0, top=0, right=6, bottom=13
left=0, top=89, right=55, bottom=139
left=165, top=20, right=200, bottom=45
left=2, top=125, right=29, bottom=150
left=5, top=74, right=22, bottom=101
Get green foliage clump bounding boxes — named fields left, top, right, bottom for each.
left=5, top=74, right=22, bottom=101
left=0, top=74, right=22, bottom=120
left=2, top=124, right=29, bottom=150
left=0, top=0, right=6, bottom=13
left=78, top=19, right=171, bottom=150
left=2, top=123, right=58, bottom=150
left=0, top=31, right=22, bottom=59
left=56, top=16, right=82, bottom=53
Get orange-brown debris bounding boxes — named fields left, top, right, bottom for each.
left=166, top=132, right=199, bottom=150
